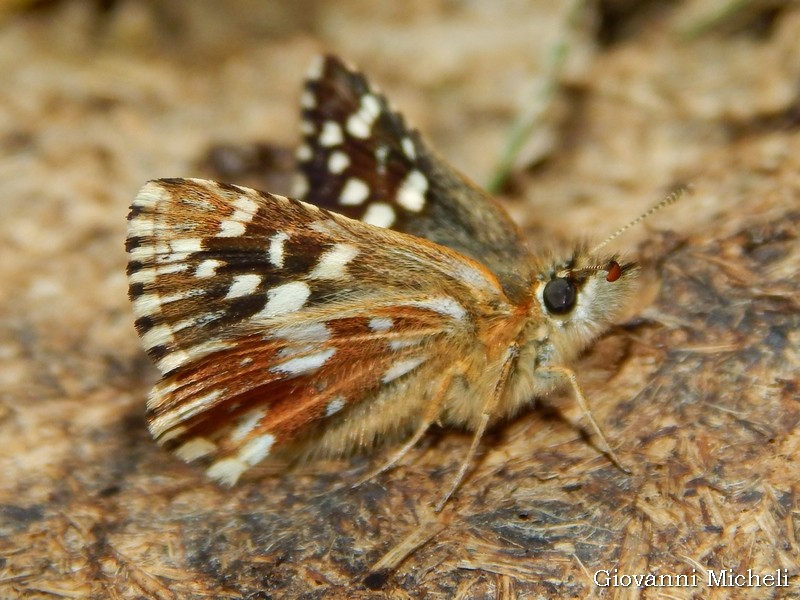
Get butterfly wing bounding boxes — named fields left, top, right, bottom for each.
left=295, top=55, right=533, bottom=302
left=127, top=178, right=513, bottom=484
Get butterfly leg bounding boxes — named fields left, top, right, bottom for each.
left=433, top=342, right=520, bottom=512
left=351, top=368, right=458, bottom=489
left=539, top=365, right=629, bottom=473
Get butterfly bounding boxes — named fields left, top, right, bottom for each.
left=127, top=55, right=653, bottom=508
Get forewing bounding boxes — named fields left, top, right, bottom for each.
left=295, top=55, right=533, bottom=302
left=127, top=178, right=511, bottom=484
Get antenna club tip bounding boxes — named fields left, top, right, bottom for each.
left=606, top=260, right=622, bottom=282
left=674, top=182, right=694, bottom=194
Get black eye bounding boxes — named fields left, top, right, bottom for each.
left=543, top=278, right=576, bottom=314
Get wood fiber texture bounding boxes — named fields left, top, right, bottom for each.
left=1, top=1, right=799, bottom=598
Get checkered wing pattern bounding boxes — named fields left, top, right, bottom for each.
left=294, top=55, right=533, bottom=302
left=127, top=178, right=511, bottom=484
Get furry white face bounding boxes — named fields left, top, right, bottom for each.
left=533, top=252, right=640, bottom=366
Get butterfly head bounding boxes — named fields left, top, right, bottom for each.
left=532, top=248, right=639, bottom=361
left=528, top=185, right=689, bottom=362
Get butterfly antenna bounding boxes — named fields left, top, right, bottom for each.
left=568, top=260, right=623, bottom=282
left=590, top=184, right=691, bottom=255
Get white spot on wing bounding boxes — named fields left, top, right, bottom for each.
left=396, top=170, right=428, bottom=212
left=232, top=195, right=258, bottom=220
left=340, top=178, right=370, bottom=205
left=218, top=220, right=246, bottom=237
left=170, top=239, right=204, bottom=253
left=196, top=259, right=223, bottom=279
left=149, top=389, right=223, bottom=437
left=133, top=183, right=162, bottom=210
left=175, top=437, right=217, bottom=461
left=155, top=339, right=232, bottom=374
left=361, top=202, right=396, bottom=228
left=325, top=396, right=346, bottom=417
left=225, top=273, right=261, bottom=299
left=346, top=114, right=370, bottom=138
left=362, top=94, right=381, bottom=118
left=129, top=268, right=157, bottom=284
left=132, top=294, right=161, bottom=318
left=155, top=350, right=190, bottom=375
left=271, top=348, right=336, bottom=375
left=269, top=232, right=289, bottom=268
left=206, top=457, right=247, bottom=486
left=127, top=217, right=152, bottom=237
left=401, top=137, right=416, bottom=159
left=328, top=151, right=350, bottom=174
left=319, top=121, right=343, bottom=147
left=368, top=317, right=393, bottom=332
left=239, top=433, right=276, bottom=466
left=346, top=94, right=381, bottom=139
left=257, top=281, right=311, bottom=318
left=141, top=324, right=174, bottom=350
left=382, top=356, right=427, bottom=383
left=231, top=408, right=267, bottom=442
left=309, top=244, right=358, bottom=280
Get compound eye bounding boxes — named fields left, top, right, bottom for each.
left=543, top=278, right=577, bottom=314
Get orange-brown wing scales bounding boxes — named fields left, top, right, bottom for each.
left=148, top=311, right=446, bottom=485
left=128, top=178, right=511, bottom=485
